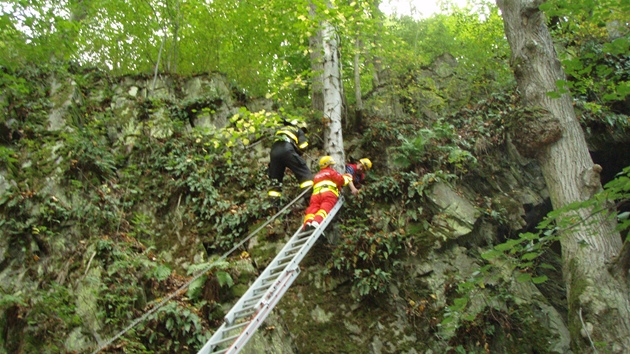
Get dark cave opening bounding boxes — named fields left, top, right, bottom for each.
left=590, top=141, right=630, bottom=242
left=590, top=142, right=630, bottom=185
left=590, top=141, right=630, bottom=217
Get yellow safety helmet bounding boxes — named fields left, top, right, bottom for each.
left=359, top=158, right=372, bottom=170
left=289, top=119, right=308, bottom=130
left=319, top=156, right=336, bottom=169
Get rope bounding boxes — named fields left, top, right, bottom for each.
left=90, top=187, right=312, bottom=354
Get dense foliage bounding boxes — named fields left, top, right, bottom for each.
left=0, top=0, right=629, bottom=352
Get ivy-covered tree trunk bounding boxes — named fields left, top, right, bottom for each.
left=496, top=0, right=630, bottom=352
left=322, top=21, right=345, bottom=171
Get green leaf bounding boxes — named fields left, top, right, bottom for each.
left=521, top=252, right=539, bottom=261
left=153, top=265, right=172, bottom=282
left=546, top=90, right=561, bottom=99
left=521, top=232, right=540, bottom=240
left=187, top=275, right=207, bottom=300
left=481, top=249, right=502, bottom=260
left=538, top=263, right=556, bottom=270
left=463, top=313, right=476, bottom=321
left=216, top=271, right=234, bottom=288
left=532, top=275, right=548, bottom=284
left=451, top=297, right=468, bottom=311
left=516, top=272, right=531, bottom=283
left=441, top=316, right=454, bottom=325
left=494, top=238, right=523, bottom=251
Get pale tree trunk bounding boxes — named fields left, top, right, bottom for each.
left=497, top=0, right=630, bottom=352
left=309, top=3, right=325, bottom=116
left=322, top=22, right=345, bottom=173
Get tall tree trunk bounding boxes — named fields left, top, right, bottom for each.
left=322, top=22, right=345, bottom=172
left=309, top=2, right=325, bottom=116
left=496, top=0, right=630, bottom=352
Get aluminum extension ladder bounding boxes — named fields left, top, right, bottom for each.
left=197, top=197, right=345, bottom=354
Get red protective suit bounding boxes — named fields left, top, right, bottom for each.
left=303, top=167, right=351, bottom=228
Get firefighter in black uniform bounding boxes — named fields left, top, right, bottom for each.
left=267, top=119, right=313, bottom=205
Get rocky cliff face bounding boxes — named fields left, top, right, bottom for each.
left=1, top=65, right=627, bottom=353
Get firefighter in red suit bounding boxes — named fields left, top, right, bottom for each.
left=303, top=156, right=352, bottom=230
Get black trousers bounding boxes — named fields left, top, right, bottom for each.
left=268, top=141, right=312, bottom=196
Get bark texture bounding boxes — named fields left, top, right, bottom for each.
left=496, top=0, right=630, bottom=352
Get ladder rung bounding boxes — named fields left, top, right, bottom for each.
left=234, top=308, right=256, bottom=318
left=211, top=332, right=241, bottom=346
left=243, top=294, right=264, bottom=306
left=298, top=228, right=314, bottom=235
left=211, top=349, right=228, bottom=354
left=222, top=320, right=249, bottom=333
left=234, top=303, right=257, bottom=314
left=267, top=264, right=288, bottom=274
left=260, top=273, right=280, bottom=284
left=275, top=254, right=294, bottom=264
left=284, top=246, right=302, bottom=255
left=252, top=283, right=272, bottom=295
left=289, top=239, right=307, bottom=248
left=270, top=259, right=291, bottom=271
left=284, top=247, right=300, bottom=255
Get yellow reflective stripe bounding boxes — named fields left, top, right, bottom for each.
left=313, top=188, right=339, bottom=197
left=314, top=180, right=337, bottom=189
left=268, top=191, right=282, bottom=197
left=304, top=214, right=315, bottom=222
left=300, top=180, right=313, bottom=188
left=276, top=130, right=298, bottom=144
left=299, top=141, right=308, bottom=149
left=343, top=174, right=352, bottom=185
left=313, top=180, right=339, bottom=196
left=316, top=210, right=328, bottom=218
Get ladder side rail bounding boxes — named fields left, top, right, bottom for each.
left=198, top=197, right=345, bottom=354
left=197, top=268, right=300, bottom=354
left=222, top=196, right=343, bottom=325
left=203, top=228, right=313, bottom=348
left=221, top=232, right=303, bottom=325
left=224, top=266, right=301, bottom=354
left=197, top=322, right=229, bottom=354
left=222, top=229, right=308, bottom=325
